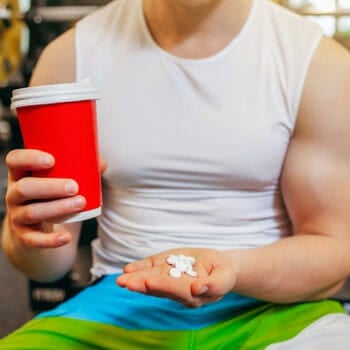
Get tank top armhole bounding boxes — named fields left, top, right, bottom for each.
left=291, top=30, right=324, bottom=132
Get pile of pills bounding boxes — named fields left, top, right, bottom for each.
left=166, top=254, right=198, bottom=279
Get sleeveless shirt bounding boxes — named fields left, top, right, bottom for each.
left=75, top=0, right=323, bottom=276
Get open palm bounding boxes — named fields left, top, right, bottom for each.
left=117, top=248, right=237, bottom=308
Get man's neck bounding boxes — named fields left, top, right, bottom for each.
left=142, top=0, right=253, bottom=59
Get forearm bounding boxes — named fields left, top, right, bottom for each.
left=229, top=234, right=350, bottom=303
left=1, top=215, right=80, bottom=282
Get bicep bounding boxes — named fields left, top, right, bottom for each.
left=281, top=137, right=350, bottom=237
left=30, top=28, right=76, bottom=87
left=281, top=37, right=350, bottom=239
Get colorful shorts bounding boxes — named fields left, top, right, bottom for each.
left=0, top=274, right=346, bottom=349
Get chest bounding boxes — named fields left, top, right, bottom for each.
left=95, top=59, right=291, bottom=191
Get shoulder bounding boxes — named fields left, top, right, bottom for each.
left=30, top=28, right=76, bottom=86
left=307, top=36, right=350, bottom=88
left=309, top=36, right=350, bottom=79
left=296, top=37, right=350, bottom=141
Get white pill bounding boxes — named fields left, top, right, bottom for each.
left=166, top=254, right=198, bottom=279
left=176, top=261, right=189, bottom=272
left=169, top=267, right=182, bottom=278
left=166, top=255, right=178, bottom=265
left=185, top=269, right=198, bottom=277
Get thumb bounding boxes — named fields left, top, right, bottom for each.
left=191, top=266, right=234, bottom=298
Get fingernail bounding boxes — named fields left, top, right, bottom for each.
left=198, top=286, right=208, bottom=295
left=72, top=196, right=85, bottom=209
left=56, top=234, right=69, bottom=244
left=40, top=155, right=54, bottom=167
left=65, top=181, right=78, bottom=195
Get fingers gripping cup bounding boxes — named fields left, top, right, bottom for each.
left=11, top=79, right=102, bottom=223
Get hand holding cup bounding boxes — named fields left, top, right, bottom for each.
left=5, top=148, right=87, bottom=249
left=10, top=79, right=102, bottom=224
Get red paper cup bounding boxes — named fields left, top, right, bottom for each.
left=11, top=79, right=102, bottom=223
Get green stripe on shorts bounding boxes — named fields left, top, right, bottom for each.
left=0, top=299, right=344, bottom=349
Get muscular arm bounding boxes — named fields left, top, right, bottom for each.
left=1, top=28, right=83, bottom=282
left=228, top=37, right=350, bottom=303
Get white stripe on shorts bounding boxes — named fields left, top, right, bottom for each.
left=266, top=313, right=350, bottom=350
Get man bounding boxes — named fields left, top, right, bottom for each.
left=2, top=0, right=350, bottom=348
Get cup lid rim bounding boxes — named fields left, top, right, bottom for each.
left=11, top=79, right=99, bottom=109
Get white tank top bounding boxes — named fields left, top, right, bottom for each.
left=75, top=0, right=323, bottom=276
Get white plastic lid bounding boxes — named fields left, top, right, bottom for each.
left=11, top=78, right=99, bottom=110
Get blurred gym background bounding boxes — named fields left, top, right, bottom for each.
left=1, top=0, right=350, bottom=338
